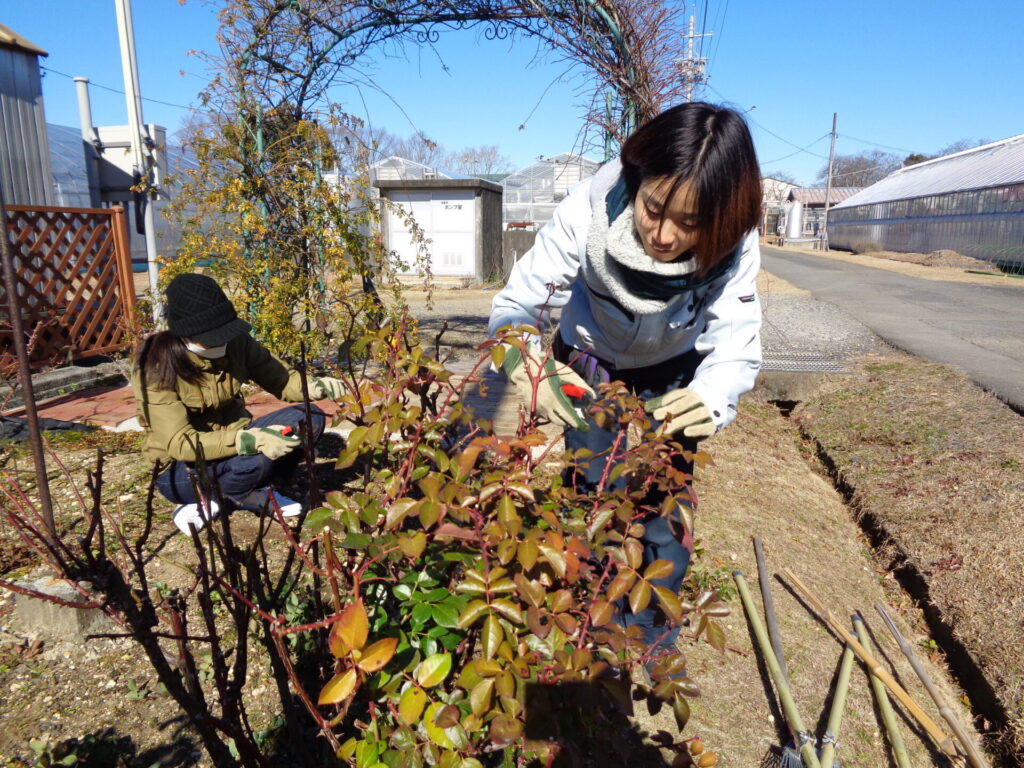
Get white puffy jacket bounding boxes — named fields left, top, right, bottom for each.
left=489, top=160, right=762, bottom=431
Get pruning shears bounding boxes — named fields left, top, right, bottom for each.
left=561, top=383, right=593, bottom=422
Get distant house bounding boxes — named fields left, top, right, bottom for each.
left=782, top=187, right=862, bottom=240
left=828, top=135, right=1024, bottom=267
left=501, top=153, right=600, bottom=229
left=761, top=177, right=798, bottom=236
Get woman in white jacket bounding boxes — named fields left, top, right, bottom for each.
left=489, top=102, right=763, bottom=672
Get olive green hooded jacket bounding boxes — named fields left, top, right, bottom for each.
left=131, top=333, right=307, bottom=463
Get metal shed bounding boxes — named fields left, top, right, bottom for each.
left=0, top=23, right=53, bottom=206
left=829, top=135, right=1024, bottom=267
left=376, top=178, right=503, bottom=281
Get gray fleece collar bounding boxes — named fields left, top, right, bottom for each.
left=586, top=205, right=695, bottom=315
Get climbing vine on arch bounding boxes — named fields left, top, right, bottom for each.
left=167, top=0, right=696, bottom=358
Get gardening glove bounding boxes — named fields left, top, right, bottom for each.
left=311, top=376, right=345, bottom=400
left=501, top=343, right=594, bottom=432
left=645, top=387, right=716, bottom=441
left=234, top=425, right=301, bottom=459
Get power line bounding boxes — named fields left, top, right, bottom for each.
left=708, top=0, right=730, bottom=78
left=838, top=133, right=916, bottom=154
left=705, top=83, right=830, bottom=160
left=698, top=0, right=710, bottom=59
left=828, top=161, right=900, bottom=181
left=40, top=65, right=198, bottom=112
left=760, top=134, right=830, bottom=165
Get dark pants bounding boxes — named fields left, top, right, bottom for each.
left=554, top=335, right=702, bottom=652
left=155, top=405, right=326, bottom=505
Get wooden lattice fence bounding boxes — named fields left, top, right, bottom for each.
left=1, top=205, right=136, bottom=370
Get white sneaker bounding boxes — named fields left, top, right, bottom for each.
left=173, top=499, right=221, bottom=534
left=231, top=488, right=303, bottom=518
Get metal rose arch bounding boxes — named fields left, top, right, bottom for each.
left=221, top=0, right=693, bottom=152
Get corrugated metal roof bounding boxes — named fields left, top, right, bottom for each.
left=834, top=133, right=1024, bottom=208
left=0, top=24, right=47, bottom=56
left=788, top=187, right=862, bottom=204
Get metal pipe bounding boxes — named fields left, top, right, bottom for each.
left=73, top=77, right=102, bottom=208
left=781, top=567, right=957, bottom=756
left=853, top=615, right=911, bottom=768
left=0, top=183, right=56, bottom=543
left=734, top=571, right=822, bottom=768
left=875, top=603, right=988, bottom=768
left=114, top=0, right=161, bottom=318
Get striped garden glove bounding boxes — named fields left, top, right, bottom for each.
left=235, top=425, right=301, bottom=459
left=645, top=388, right=716, bottom=440
left=312, top=376, right=345, bottom=400
left=501, top=343, right=594, bottom=432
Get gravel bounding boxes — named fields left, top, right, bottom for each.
left=761, top=293, right=890, bottom=360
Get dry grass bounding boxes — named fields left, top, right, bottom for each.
left=795, top=350, right=1024, bottom=762
left=627, top=394, right=977, bottom=767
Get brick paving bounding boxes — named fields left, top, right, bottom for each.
left=25, top=359, right=549, bottom=441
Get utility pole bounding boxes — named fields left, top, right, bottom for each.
left=822, top=112, right=837, bottom=251
left=680, top=15, right=712, bottom=102
left=114, top=0, right=161, bottom=320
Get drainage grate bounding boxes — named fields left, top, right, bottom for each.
left=762, top=353, right=844, bottom=372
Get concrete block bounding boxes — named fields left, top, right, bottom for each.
left=0, top=363, right=126, bottom=410
left=10, top=574, right=114, bottom=640
left=757, top=370, right=838, bottom=403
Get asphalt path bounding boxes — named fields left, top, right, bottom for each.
left=761, top=245, right=1024, bottom=412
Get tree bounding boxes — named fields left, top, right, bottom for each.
left=935, top=137, right=988, bottom=157
left=446, top=145, right=514, bottom=176
left=904, top=137, right=991, bottom=167
left=765, top=170, right=797, bottom=184
left=902, top=152, right=931, bottom=167
left=817, top=150, right=901, bottom=188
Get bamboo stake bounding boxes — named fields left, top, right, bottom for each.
left=853, top=615, right=912, bottom=768
left=818, top=630, right=856, bottom=768
left=875, top=603, right=989, bottom=768
left=754, top=536, right=790, bottom=683
left=734, top=571, right=822, bottom=768
left=780, top=567, right=957, bottom=756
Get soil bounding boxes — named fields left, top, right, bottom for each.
left=0, top=271, right=1011, bottom=766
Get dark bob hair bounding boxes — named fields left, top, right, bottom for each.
left=621, top=102, right=762, bottom=276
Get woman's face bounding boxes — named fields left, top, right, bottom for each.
left=633, top=176, right=700, bottom=263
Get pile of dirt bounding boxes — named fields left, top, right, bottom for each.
left=865, top=249, right=995, bottom=270
left=795, top=351, right=1024, bottom=762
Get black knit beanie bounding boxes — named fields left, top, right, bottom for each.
left=165, top=273, right=251, bottom=346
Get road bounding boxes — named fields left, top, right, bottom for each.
left=761, top=245, right=1024, bottom=412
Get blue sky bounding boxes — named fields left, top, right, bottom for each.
left=6, top=0, right=1023, bottom=186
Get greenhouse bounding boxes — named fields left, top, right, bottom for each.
left=828, top=134, right=1024, bottom=268
left=44, top=122, right=199, bottom=268
left=501, top=153, right=599, bottom=228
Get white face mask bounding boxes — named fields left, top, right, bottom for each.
left=185, top=341, right=228, bottom=359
